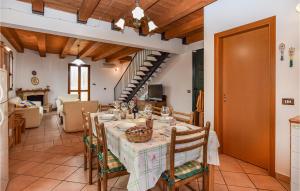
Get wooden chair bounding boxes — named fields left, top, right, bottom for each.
left=152, top=106, right=162, bottom=116
left=99, top=104, right=113, bottom=112
left=161, top=122, right=211, bottom=191
left=172, top=110, right=194, bottom=125
left=94, top=117, right=128, bottom=191
left=82, top=108, right=98, bottom=185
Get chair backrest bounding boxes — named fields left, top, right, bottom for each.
left=168, top=121, right=211, bottom=181
left=81, top=108, right=92, bottom=137
left=152, top=106, right=162, bottom=116
left=172, top=110, right=194, bottom=125
left=99, top=103, right=113, bottom=112
left=94, top=117, right=108, bottom=169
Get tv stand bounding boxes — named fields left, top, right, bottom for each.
left=137, top=96, right=167, bottom=109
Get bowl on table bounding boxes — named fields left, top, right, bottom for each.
left=99, top=114, right=115, bottom=121
left=117, top=122, right=136, bottom=131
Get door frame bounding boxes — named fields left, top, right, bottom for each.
left=214, top=16, right=276, bottom=176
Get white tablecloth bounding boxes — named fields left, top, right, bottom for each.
left=90, top=113, right=220, bottom=191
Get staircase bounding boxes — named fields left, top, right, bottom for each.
left=114, top=50, right=169, bottom=102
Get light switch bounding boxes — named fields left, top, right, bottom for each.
left=282, top=98, right=294, bottom=105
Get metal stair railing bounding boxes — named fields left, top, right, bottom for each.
left=114, top=49, right=154, bottom=101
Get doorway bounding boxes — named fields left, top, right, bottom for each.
left=214, top=17, right=276, bottom=176
left=192, top=49, right=204, bottom=111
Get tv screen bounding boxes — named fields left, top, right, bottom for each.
left=148, top=84, right=163, bottom=101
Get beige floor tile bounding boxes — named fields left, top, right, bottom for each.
left=10, top=160, right=40, bottom=174
left=81, top=184, right=98, bottom=191
left=222, top=172, right=255, bottom=188
left=52, top=181, right=86, bottom=191
left=65, top=167, right=97, bottom=183
left=114, top=175, right=130, bottom=189
left=44, top=154, right=73, bottom=164
left=219, top=155, right=244, bottom=173
left=63, top=156, right=84, bottom=167
left=6, top=175, right=39, bottom=191
left=23, top=163, right=59, bottom=177
left=23, top=178, right=61, bottom=191
left=237, top=161, right=268, bottom=175
left=228, top=185, right=257, bottom=191
left=248, top=174, right=286, bottom=191
left=215, top=169, right=226, bottom=184
left=44, top=165, right=78, bottom=180
left=214, top=183, right=229, bottom=191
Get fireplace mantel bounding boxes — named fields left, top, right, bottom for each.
left=16, top=88, right=50, bottom=106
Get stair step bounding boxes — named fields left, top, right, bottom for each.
left=122, top=91, right=131, bottom=94
left=128, top=84, right=136, bottom=88
left=125, top=87, right=133, bottom=91
left=121, top=94, right=128, bottom=98
left=140, top=67, right=149, bottom=71
left=131, top=79, right=139, bottom=84
left=133, top=75, right=142, bottom=80
left=150, top=51, right=162, bottom=56
left=143, top=61, right=153, bottom=67
left=119, top=97, right=126, bottom=101
left=146, top=56, right=157, bottom=61
left=137, top=71, right=145, bottom=76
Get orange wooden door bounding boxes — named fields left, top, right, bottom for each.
left=221, top=25, right=272, bottom=169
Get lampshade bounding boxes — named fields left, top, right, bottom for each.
left=71, top=58, right=85, bottom=66
left=148, top=21, right=158, bottom=32
left=4, top=45, right=12, bottom=52
left=115, top=18, right=125, bottom=29
left=132, top=6, right=144, bottom=20
left=297, top=3, right=300, bottom=13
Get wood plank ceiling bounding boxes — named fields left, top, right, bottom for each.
left=19, top=0, right=213, bottom=43
left=0, top=26, right=140, bottom=63
left=2, top=0, right=214, bottom=61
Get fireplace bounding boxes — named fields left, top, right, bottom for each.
left=27, top=95, right=44, bottom=106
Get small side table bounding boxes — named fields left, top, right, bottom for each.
left=43, top=104, right=53, bottom=113
left=289, top=116, right=300, bottom=191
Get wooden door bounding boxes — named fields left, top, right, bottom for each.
left=215, top=17, right=275, bottom=174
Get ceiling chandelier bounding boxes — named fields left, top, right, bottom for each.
left=113, top=0, right=158, bottom=34
left=71, top=43, right=85, bottom=66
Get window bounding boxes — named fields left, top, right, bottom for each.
left=68, top=64, right=90, bottom=101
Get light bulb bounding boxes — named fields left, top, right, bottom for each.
left=148, top=21, right=158, bottom=32
left=296, top=3, right=300, bottom=13
left=132, top=6, right=144, bottom=20
left=115, top=18, right=125, bottom=30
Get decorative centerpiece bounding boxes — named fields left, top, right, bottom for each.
left=125, top=125, right=153, bottom=143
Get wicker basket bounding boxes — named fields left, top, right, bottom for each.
left=125, top=126, right=153, bottom=143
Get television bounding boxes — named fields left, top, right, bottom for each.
left=148, top=84, right=163, bottom=101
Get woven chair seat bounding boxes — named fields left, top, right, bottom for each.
left=98, top=151, right=126, bottom=174
left=83, top=135, right=98, bottom=149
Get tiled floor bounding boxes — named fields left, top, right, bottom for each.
left=7, top=113, right=289, bottom=191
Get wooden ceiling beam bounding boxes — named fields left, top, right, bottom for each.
left=162, top=12, right=203, bottom=40
left=106, top=47, right=140, bottom=63
left=77, top=0, right=102, bottom=24
left=0, top=27, right=24, bottom=52
left=60, top=37, right=77, bottom=58
left=37, top=33, right=46, bottom=57
left=31, top=0, right=44, bottom=15
left=183, top=29, right=204, bottom=45
left=92, top=45, right=125, bottom=61
left=79, top=42, right=100, bottom=58
left=148, top=0, right=214, bottom=32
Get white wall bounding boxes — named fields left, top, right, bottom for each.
left=204, top=0, right=300, bottom=176
left=152, top=41, right=204, bottom=113
left=15, top=50, right=126, bottom=106
left=0, top=34, right=17, bottom=98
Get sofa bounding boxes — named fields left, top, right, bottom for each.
left=56, top=94, right=80, bottom=116
left=61, top=101, right=99, bottom=132
left=9, top=97, right=43, bottom=128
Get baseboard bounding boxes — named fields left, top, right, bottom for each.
left=276, top=172, right=290, bottom=184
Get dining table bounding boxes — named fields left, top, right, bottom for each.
left=90, top=112, right=220, bottom=191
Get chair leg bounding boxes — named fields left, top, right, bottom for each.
left=102, top=175, right=107, bottom=191
left=83, top=144, right=87, bottom=170
left=88, top=149, right=93, bottom=184
left=97, top=175, right=101, bottom=191
left=167, top=185, right=175, bottom=191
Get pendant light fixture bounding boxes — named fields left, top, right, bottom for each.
left=71, top=43, right=85, bottom=66
left=297, top=3, right=300, bottom=13
left=113, top=0, right=158, bottom=34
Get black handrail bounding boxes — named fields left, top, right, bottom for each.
left=114, top=52, right=138, bottom=100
